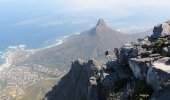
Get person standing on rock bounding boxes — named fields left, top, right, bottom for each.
left=105, top=50, right=112, bottom=61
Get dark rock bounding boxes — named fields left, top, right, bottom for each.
left=44, top=59, right=101, bottom=100
left=147, top=67, right=170, bottom=90
left=106, top=60, right=121, bottom=71
left=129, top=58, right=153, bottom=80
left=150, top=79, right=170, bottom=100
left=152, top=22, right=170, bottom=39
left=118, top=44, right=138, bottom=65
left=147, top=57, right=170, bottom=89
left=114, top=48, right=119, bottom=59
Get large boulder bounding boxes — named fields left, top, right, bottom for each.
left=118, top=44, right=138, bottom=65
left=146, top=57, right=170, bottom=89
left=129, top=58, right=153, bottom=80
left=141, top=40, right=152, bottom=49
left=106, top=60, right=121, bottom=71
left=101, top=70, right=129, bottom=87
left=152, top=21, right=170, bottom=39
left=150, top=79, right=170, bottom=100
left=162, top=46, right=170, bottom=57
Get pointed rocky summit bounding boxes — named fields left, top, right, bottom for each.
left=96, top=19, right=107, bottom=27
left=25, top=19, right=129, bottom=71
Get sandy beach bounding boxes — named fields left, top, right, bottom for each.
left=0, top=51, right=13, bottom=71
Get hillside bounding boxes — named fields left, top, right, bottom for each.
left=0, top=19, right=141, bottom=100
left=24, top=19, right=129, bottom=71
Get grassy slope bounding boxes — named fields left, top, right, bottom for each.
left=21, top=78, right=59, bottom=100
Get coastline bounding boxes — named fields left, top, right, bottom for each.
left=0, top=32, right=81, bottom=71
left=26, top=34, right=70, bottom=53
left=0, top=51, right=12, bottom=71
left=0, top=36, right=67, bottom=71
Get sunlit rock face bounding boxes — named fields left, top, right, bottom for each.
left=152, top=21, right=170, bottom=39
left=147, top=57, right=170, bottom=90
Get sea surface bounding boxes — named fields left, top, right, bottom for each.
left=0, top=32, right=79, bottom=66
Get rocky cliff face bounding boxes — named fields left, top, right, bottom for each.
left=45, top=59, right=134, bottom=100
left=152, top=21, right=170, bottom=39
left=117, top=21, right=170, bottom=99
left=45, top=21, right=170, bottom=100
left=44, top=59, right=101, bottom=100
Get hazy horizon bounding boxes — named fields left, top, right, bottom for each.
left=0, top=0, right=170, bottom=51
left=0, top=0, right=170, bottom=29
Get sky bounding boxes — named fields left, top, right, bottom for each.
left=0, top=0, right=170, bottom=32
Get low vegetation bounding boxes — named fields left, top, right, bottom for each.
left=152, top=39, right=165, bottom=53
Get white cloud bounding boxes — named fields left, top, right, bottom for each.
left=14, top=18, right=39, bottom=26
left=11, top=0, right=170, bottom=27
left=49, top=0, right=170, bottom=21
left=56, top=0, right=170, bottom=12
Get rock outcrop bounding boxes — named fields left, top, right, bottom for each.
left=129, top=58, right=152, bottom=80
left=152, top=21, right=170, bottom=39
left=147, top=57, right=170, bottom=89
left=44, top=59, right=101, bottom=100
left=123, top=21, right=170, bottom=99
left=109, top=20, right=170, bottom=99
left=118, top=44, right=138, bottom=65
left=162, top=46, right=170, bottom=57
left=44, top=59, right=132, bottom=100
left=45, top=20, right=170, bottom=100
left=151, top=79, right=170, bottom=100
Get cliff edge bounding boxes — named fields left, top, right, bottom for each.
left=45, top=21, right=170, bottom=100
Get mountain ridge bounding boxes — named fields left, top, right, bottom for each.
left=44, top=20, right=170, bottom=100
left=24, top=19, right=129, bottom=71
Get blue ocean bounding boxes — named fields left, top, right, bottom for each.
left=0, top=32, right=70, bottom=66
left=0, top=20, right=90, bottom=66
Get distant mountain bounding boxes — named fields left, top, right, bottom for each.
left=24, top=19, right=129, bottom=71
left=129, top=29, right=153, bottom=40
left=116, top=26, right=154, bottom=42
left=117, top=27, right=151, bottom=34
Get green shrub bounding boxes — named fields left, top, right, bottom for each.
left=152, top=39, right=165, bottom=53
left=93, top=67, right=99, bottom=79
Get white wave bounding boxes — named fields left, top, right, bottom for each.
left=0, top=51, right=12, bottom=71
left=19, top=45, right=27, bottom=48
left=43, top=35, right=69, bottom=49
left=8, top=45, right=27, bottom=50
left=75, top=32, right=81, bottom=35
left=8, top=46, right=18, bottom=49
left=0, top=33, right=80, bottom=71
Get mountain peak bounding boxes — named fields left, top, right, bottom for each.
left=96, top=19, right=106, bottom=27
